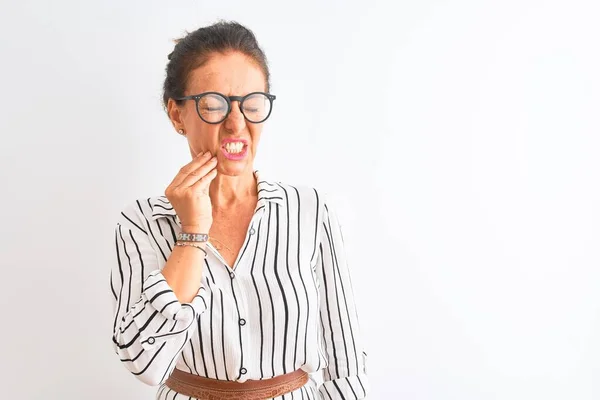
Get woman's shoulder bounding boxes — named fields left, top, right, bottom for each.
left=256, top=170, right=320, bottom=204
left=269, top=178, right=340, bottom=219
left=255, top=169, right=331, bottom=203
left=266, top=177, right=327, bottom=204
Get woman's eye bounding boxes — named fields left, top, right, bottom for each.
left=201, top=106, right=224, bottom=112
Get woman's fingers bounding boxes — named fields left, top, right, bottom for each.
left=170, top=151, right=215, bottom=188
left=165, top=150, right=218, bottom=229
left=178, top=156, right=217, bottom=189
left=190, top=167, right=218, bottom=193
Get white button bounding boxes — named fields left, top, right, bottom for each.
left=249, top=228, right=256, bottom=235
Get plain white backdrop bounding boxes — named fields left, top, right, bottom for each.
left=1, top=0, right=599, bottom=399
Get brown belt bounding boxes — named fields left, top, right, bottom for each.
left=165, top=368, right=309, bottom=400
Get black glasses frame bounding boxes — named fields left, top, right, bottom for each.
left=174, top=91, right=277, bottom=124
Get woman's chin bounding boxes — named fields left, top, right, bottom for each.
left=217, top=159, right=253, bottom=176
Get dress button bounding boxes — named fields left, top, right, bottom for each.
left=240, top=367, right=247, bottom=375
left=249, top=228, right=256, bottom=235
left=239, top=318, right=246, bottom=326
left=229, top=272, right=235, bottom=279
left=148, top=337, right=155, bottom=345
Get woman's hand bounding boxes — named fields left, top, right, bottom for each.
left=165, top=151, right=218, bottom=233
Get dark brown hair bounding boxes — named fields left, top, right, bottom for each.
left=162, top=21, right=271, bottom=110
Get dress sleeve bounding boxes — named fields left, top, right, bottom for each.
left=110, top=202, right=208, bottom=386
left=315, top=196, right=370, bottom=399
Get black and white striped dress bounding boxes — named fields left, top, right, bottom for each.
left=110, top=170, right=369, bottom=399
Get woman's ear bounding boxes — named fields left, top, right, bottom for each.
left=167, top=98, right=185, bottom=131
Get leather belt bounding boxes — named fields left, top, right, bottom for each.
left=165, top=368, right=309, bottom=400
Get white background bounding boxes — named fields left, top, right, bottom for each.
left=1, top=0, right=599, bottom=399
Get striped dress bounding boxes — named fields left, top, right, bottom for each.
left=110, top=170, right=369, bottom=399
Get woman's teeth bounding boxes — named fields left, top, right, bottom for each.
left=225, top=142, right=244, bottom=153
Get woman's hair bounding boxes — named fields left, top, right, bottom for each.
left=162, top=21, right=271, bottom=110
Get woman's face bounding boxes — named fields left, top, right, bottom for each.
left=168, top=51, right=268, bottom=177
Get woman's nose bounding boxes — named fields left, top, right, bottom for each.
left=224, top=102, right=246, bottom=131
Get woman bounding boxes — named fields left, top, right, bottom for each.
left=110, top=21, right=369, bottom=400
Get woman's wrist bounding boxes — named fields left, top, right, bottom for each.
left=174, top=241, right=208, bottom=256
left=181, top=224, right=211, bottom=234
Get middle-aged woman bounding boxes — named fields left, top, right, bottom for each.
left=110, top=21, right=369, bottom=400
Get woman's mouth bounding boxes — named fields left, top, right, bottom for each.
left=221, top=141, right=248, bottom=161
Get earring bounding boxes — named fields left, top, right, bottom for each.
left=177, top=129, right=185, bottom=136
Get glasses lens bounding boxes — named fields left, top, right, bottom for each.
left=197, top=94, right=228, bottom=123
left=242, top=93, right=271, bottom=123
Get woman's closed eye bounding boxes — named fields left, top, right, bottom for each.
left=201, top=105, right=226, bottom=113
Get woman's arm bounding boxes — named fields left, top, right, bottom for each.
left=110, top=201, right=208, bottom=386
left=315, top=196, right=370, bottom=399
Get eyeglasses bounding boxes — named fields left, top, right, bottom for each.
left=174, top=91, right=276, bottom=124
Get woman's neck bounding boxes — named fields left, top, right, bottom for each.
left=209, top=169, right=257, bottom=210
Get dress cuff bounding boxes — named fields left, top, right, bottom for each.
left=131, top=270, right=207, bottom=350
left=142, top=269, right=207, bottom=320
left=318, top=374, right=370, bottom=399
